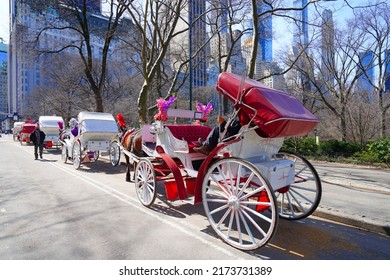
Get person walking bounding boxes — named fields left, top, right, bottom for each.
left=30, top=124, right=46, bottom=160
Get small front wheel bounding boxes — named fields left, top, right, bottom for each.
left=202, top=157, right=278, bottom=251
left=93, top=150, right=99, bottom=161
left=61, top=144, right=68, bottom=163
left=109, top=141, right=121, bottom=166
left=72, top=141, right=82, bottom=170
left=135, top=159, right=157, bottom=207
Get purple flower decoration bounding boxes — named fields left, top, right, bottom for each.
left=196, top=102, right=213, bottom=120
left=155, top=96, right=176, bottom=121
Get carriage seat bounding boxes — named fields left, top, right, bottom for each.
left=164, top=125, right=212, bottom=152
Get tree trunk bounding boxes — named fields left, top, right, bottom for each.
left=138, top=81, right=150, bottom=125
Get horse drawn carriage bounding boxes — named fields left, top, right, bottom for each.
left=124, top=72, right=321, bottom=250
left=18, top=121, right=37, bottom=144
left=60, top=111, right=120, bottom=169
left=38, top=115, right=64, bottom=149
left=13, top=121, right=24, bottom=141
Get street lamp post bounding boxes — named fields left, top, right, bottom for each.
left=188, top=0, right=193, bottom=110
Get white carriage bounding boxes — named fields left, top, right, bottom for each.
left=38, top=115, right=64, bottom=148
left=13, top=121, right=24, bottom=141
left=60, top=111, right=120, bottom=169
left=125, top=72, right=322, bottom=251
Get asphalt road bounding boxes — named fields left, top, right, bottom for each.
left=0, top=134, right=389, bottom=260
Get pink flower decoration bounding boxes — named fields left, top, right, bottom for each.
left=196, top=102, right=213, bottom=120
left=154, top=96, right=176, bottom=121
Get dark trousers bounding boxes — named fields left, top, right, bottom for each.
left=34, top=143, right=43, bottom=159
left=204, top=126, right=220, bottom=151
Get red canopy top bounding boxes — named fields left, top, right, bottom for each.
left=20, top=123, right=37, bottom=134
left=216, top=72, right=319, bottom=138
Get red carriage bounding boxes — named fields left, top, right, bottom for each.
left=123, top=72, right=321, bottom=250
left=18, top=121, right=37, bottom=144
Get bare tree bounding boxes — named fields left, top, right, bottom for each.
left=26, top=0, right=135, bottom=112
left=288, top=17, right=366, bottom=141
left=353, top=1, right=390, bottom=137
left=122, top=0, right=203, bottom=124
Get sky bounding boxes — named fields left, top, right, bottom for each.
left=0, top=0, right=366, bottom=47
left=0, top=0, right=9, bottom=43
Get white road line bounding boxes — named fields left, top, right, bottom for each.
left=14, top=141, right=245, bottom=259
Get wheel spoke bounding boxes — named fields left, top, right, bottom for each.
left=240, top=208, right=266, bottom=239
left=202, top=157, right=278, bottom=250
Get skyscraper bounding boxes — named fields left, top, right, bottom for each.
left=258, top=1, right=272, bottom=62
left=293, top=0, right=309, bottom=53
left=190, top=0, right=207, bottom=88
left=357, top=50, right=375, bottom=98
left=0, top=39, right=7, bottom=124
left=291, top=0, right=312, bottom=96
left=74, top=0, right=102, bottom=13
left=169, top=0, right=208, bottom=106
left=8, top=0, right=130, bottom=117
left=385, top=49, right=390, bottom=93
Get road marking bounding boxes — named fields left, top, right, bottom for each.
left=45, top=159, right=245, bottom=259
left=13, top=143, right=245, bottom=258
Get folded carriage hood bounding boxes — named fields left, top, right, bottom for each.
left=216, top=72, right=319, bottom=138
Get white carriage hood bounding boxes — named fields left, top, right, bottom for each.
left=38, top=116, right=64, bottom=128
left=77, top=111, right=118, bottom=133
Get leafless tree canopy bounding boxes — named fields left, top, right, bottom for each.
left=18, top=0, right=389, bottom=140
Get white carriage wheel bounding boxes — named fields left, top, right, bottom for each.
left=202, top=157, right=278, bottom=251
left=72, top=141, right=82, bottom=170
left=274, top=151, right=322, bottom=220
left=61, top=144, right=68, bottom=163
left=109, top=141, right=121, bottom=166
left=135, top=159, right=157, bottom=207
left=93, top=150, right=99, bottom=161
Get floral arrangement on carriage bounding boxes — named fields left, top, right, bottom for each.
left=154, top=96, right=176, bottom=122
left=196, top=101, right=213, bottom=123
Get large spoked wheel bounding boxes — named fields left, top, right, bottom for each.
left=109, top=141, right=121, bottom=166
left=135, top=159, right=157, bottom=207
left=202, top=157, right=278, bottom=251
left=61, top=144, right=68, bottom=163
left=72, top=141, right=82, bottom=170
left=274, top=151, right=322, bottom=220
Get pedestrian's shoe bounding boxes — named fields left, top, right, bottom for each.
left=40, top=155, right=43, bottom=159
left=193, top=145, right=210, bottom=155
left=35, top=158, right=38, bottom=160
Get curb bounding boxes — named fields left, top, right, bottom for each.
left=313, top=208, right=390, bottom=237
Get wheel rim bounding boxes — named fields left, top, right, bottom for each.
left=135, top=160, right=156, bottom=207
left=93, top=151, right=99, bottom=161
left=73, top=142, right=81, bottom=169
left=61, top=144, right=68, bottom=163
left=110, top=142, right=120, bottom=166
left=202, top=158, right=278, bottom=251
left=275, top=152, right=322, bottom=220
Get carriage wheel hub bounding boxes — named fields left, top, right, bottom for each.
left=228, top=196, right=240, bottom=210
